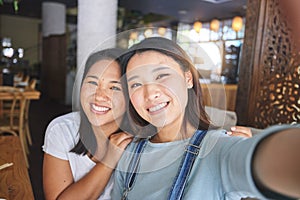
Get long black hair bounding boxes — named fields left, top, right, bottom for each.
left=71, top=48, right=127, bottom=155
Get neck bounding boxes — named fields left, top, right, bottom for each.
left=92, top=121, right=120, bottom=139
left=90, top=121, right=120, bottom=161
left=151, top=119, right=196, bottom=143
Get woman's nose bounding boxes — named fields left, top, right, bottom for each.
left=144, top=84, right=161, bottom=101
left=95, top=86, right=110, bottom=101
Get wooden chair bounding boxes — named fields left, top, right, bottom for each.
left=14, top=74, right=30, bottom=88
left=23, top=78, right=37, bottom=146
left=13, top=72, right=24, bottom=87
left=1, top=78, right=36, bottom=150
left=22, top=75, right=30, bottom=85
left=26, top=78, right=37, bottom=90
left=0, top=88, right=28, bottom=167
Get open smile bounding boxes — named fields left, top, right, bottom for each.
left=91, top=103, right=111, bottom=114
left=147, top=102, right=169, bottom=114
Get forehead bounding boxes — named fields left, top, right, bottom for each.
left=87, top=59, right=121, bottom=77
left=127, top=50, right=181, bottom=73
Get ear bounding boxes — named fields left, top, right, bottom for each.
left=184, top=70, right=193, bottom=89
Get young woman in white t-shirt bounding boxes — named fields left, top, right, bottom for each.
left=43, top=48, right=133, bottom=200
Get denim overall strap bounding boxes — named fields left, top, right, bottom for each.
left=122, top=139, right=148, bottom=200
left=168, top=130, right=208, bottom=200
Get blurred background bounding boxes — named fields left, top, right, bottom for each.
left=0, top=0, right=299, bottom=199
left=0, top=0, right=247, bottom=99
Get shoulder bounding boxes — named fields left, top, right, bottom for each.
left=46, top=112, right=80, bottom=132
left=125, top=137, right=142, bottom=151
left=44, top=112, right=80, bottom=142
left=203, top=128, right=230, bottom=145
left=47, top=112, right=80, bottom=126
left=115, top=138, right=146, bottom=172
left=199, top=128, right=243, bottom=158
left=43, top=112, right=81, bottom=158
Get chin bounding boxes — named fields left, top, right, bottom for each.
left=90, top=120, right=105, bottom=127
left=150, top=119, right=167, bottom=128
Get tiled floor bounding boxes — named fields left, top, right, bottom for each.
left=27, top=95, right=72, bottom=199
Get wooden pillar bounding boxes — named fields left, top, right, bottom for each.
left=41, top=2, right=67, bottom=103
left=236, top=0, right=300, bottom=128
left=41, top=35, right=66, bottom=102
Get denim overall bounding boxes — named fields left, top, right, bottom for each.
left=122, top=130, right=208, bottom=200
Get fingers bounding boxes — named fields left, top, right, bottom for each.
left=101, top=132, right=133, bottom=168
left=227, top=126, right=252, bottom=138
left=109, top=132, right=133, bottom=150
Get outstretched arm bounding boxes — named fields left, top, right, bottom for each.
left=252, top=127, right=300, bottom=198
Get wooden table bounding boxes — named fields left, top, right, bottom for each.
left=0, top=86, right=40, bottom=101
left=201, top=83, right=237, bottom=111
left=0, top=136, right=34, bottom=200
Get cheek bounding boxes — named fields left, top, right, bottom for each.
left=81, top=85, right=96, bottom=98
left=80, top=86, right=95, bottom=107
left=112, top=93, right=126, bottom=112
left=162, top=78, right=189, bottom=108
left=163, top=78, right=187, bottom=96
left=80, top=87, right=88, bottom=105
left=129, top=90, right=143, bottom=110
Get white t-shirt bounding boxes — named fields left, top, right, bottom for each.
left=43, top=112, right=113, bottom=200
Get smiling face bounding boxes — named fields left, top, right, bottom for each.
left=126, top=50, right=193, bottom=130
left=80, top=59, right=125, bottom=129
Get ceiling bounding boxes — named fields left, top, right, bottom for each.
left=0, top=0, right=247, bottom=24
left=119, top=0, right=247, bottom=23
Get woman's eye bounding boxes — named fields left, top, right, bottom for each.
left=87, top=81, right=98, bottom=86
left=111, top=86, right=122, bottom=91
left=130, top=83, right=142, bottom=89
left=156, top=73, right=169, bottom=80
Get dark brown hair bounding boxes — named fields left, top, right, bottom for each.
left=121, top=37, right=212, bottom=138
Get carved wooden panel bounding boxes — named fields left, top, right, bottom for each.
left=235, top=0, right=262, bottom=126
left=237, top=0, right=300, bottom=128
left=253, top=0, right=300, bottom=128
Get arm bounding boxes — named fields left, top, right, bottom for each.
left=43, top=155, right=115, bottom=200
left=43, top=132, right=132, bottom=200
left=252, top=127, right=300, bottom=198
left=43, top=154, right=73, bottom=200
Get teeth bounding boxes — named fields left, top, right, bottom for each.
left=92, top=104, right=110, bottom=112
left=149, top=102, right=167, bottom=112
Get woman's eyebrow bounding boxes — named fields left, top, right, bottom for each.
left=127, top=75, right=139, bottom=82
left=86, top=75, right=121, bottom=84
left=110, top=80, right=122, bottom=84
left=127, top=66, right=169, bottom=82
left=86, top=75, right=98, bottom=79
left=152, top=66, right=169, bottom=72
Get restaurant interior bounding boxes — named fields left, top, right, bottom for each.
left=0, top=0, right=299, bottom=199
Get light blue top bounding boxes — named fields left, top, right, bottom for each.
left=112, top=125, right=296, bottom=200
